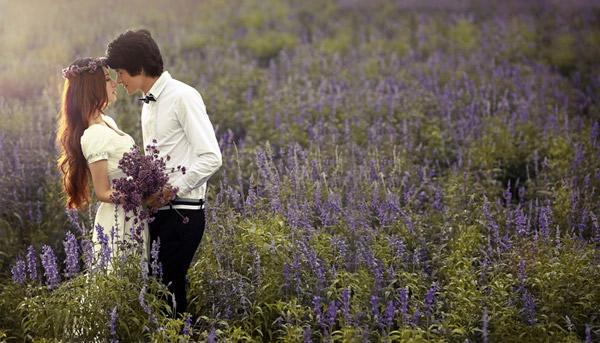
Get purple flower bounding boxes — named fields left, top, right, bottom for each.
left=325, top=300, right=337, bottom=329
left=538, top=205, right=552, bottom=240
left=383, top=300, right=395, bottom=328
left=514, top=206, right=528, bottom=236
left=521, top=289, right=536, bottom=325
left=40, top=245, right=60, bottom=289
left=108, top=306, right=118, bottom=342
left=313, top=295, right=323, bottom=327
left=110, top=145, right=183, bottom=227
left=182, top=314, right=192, bottom=336
left=585, top=324, right=592, bottom=343
left=80, top=238, right=94, bottom=271
left=11, top=257, right=26, bottom=284
left=138, top=284, right=157, bottom=326
left=424, top=282, right=438, bottom=316
left=26, top=245, right=38, bottom=282
left=66, top=208, right=87, bottom=235
left=96, top=224, right=111, bottom=270
left=483, top=196, right=500, bottom=250
left=399, top=287, right=409, bottom=322
left=370, top=295, right=381, bottom=328
left=63, top=231, right=80, bottom=277
left=207, top=327, right=217, bottom=343
left=150, top=238, right=162, bottom=279
left=341, top=288, right=352, bottom=324
left=303, top=326, right=312, bottom=343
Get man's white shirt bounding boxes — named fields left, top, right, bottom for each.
left=141, top=71, right=222, bottom=203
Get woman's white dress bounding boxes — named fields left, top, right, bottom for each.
left=80, top=114, right=148, bottom=263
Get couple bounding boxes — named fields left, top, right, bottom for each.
left=56, top=29, right=222, bottom=315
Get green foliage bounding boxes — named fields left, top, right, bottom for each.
left=546, top=33, right=577, bottom=76
left=448, top=19, right=478, bottom=53
left=240, top=31, right=297, bottom=66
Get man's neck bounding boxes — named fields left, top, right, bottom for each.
left=141, top=75, right=160, bottom=94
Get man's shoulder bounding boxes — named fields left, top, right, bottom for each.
left=165, top=77, right=201, bottom=98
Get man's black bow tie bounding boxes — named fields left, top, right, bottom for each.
left=139, top=94, right=156, bottom=104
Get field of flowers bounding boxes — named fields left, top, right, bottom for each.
left=1, top=0, right=599, bottom=341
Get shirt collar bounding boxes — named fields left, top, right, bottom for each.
left=144, top=71, right=171, bottom=99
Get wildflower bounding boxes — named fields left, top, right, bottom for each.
left=96, top=224, right=111, bottom=270
left=325, top=300, right=337, bottom=329
left=341, top=288, right=352, bottom=324
left=182, top=314, right=192, bottom=336
left=150, top=238, right=162, bottom=279
left=63, top=231, right=80, bottom=277
left=80, top=238, right=94, bottom=271
left=521, top=289, right=536, bottom=325
left=424, top=282, right=438, bottom=316
left=11, top=258, right=26, bottom=284
left=26, top=245, right=38, bottom=282
left=383, top=300, right=395, bottom=328
left=303, top=326, right=313, bottom=342
left=40, top=245, right=60, bottom=289
left=538, top=205, right=552, bottom=240
left=585, top=324, right=592, bottom=343
left=207, top=327, right=217, bottom=343
left=108, top=306, right=118, bottom=343
left=399, top=287, right=409, bottom=322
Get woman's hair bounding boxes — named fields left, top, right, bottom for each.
left=105, top=29, right=164, bottom=77
left=56, top=57, right=108, bottom=209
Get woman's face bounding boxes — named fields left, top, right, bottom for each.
left=104, top=67, right=117, bottom=104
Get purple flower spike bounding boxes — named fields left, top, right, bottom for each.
left=207, top=327, right=217, bottom=343
left=40, top=245, right=60, bottom=289
left=96, top=224, right=111, bottom=270
left=11, top=257, right=26, bottom=284
left=63, top=231, right=80, bottom=278
left=108, top=306, right=118, bottom=343
left=150, top=238, right=162, bottom=279
left=26, top=245, right=38, bottom=282
left=182, top=314, right=192, bottom=336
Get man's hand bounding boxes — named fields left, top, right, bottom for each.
left=145, top=185, right=177, bottom=209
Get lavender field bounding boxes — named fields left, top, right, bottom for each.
left=1, top=0, right=600, bottom=341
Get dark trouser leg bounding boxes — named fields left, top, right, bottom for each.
left=149, top=208, right=205, bottom=315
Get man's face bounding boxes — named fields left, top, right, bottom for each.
left=115, top=68, right=144, bottom=95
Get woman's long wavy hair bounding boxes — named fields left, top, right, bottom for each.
left=56, top=58, right=108, bottom=209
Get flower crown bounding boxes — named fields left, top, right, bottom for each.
left=61, top=57, right=107, bottom=79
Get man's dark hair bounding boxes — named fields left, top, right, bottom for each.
left=105, top=29, right=163, bottom=77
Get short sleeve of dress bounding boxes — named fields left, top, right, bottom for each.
left=81, top=126, right=111, bottom=164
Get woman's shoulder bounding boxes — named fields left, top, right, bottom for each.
left=102, top=114, right=118, bottom=127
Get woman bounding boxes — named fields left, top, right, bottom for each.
left=56, top=57, right=147, bottom=266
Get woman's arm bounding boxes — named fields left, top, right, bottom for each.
left=88, top=160, right=115, bottom=203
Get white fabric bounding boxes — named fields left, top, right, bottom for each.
left=141, top=71, right=222, bottom=200
left=81, top=114, right=148, bottom=262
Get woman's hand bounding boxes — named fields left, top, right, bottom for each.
left=144, top=185, right=177, bottom=209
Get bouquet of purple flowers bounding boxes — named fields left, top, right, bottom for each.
left=110, top=141, right=186, bottom=225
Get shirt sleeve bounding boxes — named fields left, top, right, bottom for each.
left=80, top=127, right=111, bottom=164
left=171, top=88, right=222, bottom=196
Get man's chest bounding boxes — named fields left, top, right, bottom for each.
left=141, top=103, right=182, bottom=141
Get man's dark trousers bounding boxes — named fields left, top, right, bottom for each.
left=149, top=207, right=205, bottom=315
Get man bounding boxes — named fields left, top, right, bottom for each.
left=105, top=29, right=222, bottom=315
